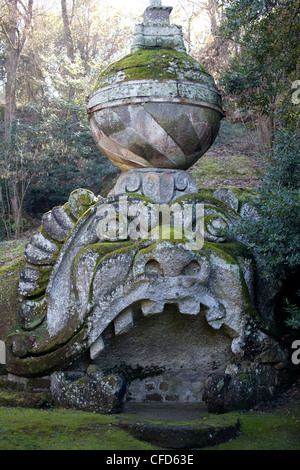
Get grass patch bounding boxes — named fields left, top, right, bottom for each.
left=0, top=407, right=161, bottom=450
left=206, top=403, right=300, bottom=450
left=191, top=154, right=257, bottom=187
left=0, top=401, right=299, bottom=450
left=189, top=120, right=260, bottom=188
left=0, top=239, right=27, bottom=268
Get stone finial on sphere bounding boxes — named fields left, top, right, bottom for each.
left=87, top=3, right=224, bottom=172
left=150, top=0, right=162, bottom=6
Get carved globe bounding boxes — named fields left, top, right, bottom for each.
left=87, top=48, right=224, bottom=172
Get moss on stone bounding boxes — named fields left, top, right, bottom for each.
left=68, top=188, right=97, bottom=220
left=0, top=259, right=24, bottom=339
left=94, top=48, right=213, bottom=90
left=0, top=390, right=52, bottom=409
left=174, top=192, right=239, bottom=219
left=203, top=241, right=261, bottom=321
left=125, top=193, right=155, bottom=204
left=204, top=240, right=253, bottom=264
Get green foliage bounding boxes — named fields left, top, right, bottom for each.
left=284, top=291, right=300, bottom=330
left=18, top=99, right=118, bottom=216
left=235, top=130, right=300, bottom=281
left=219, top=0, right=300, bottom=129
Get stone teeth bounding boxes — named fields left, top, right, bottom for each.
left=178, top=298, right=200, bottom=315
left=114, top=307, right=134, bottom=335
left=141, top=298, right=201, bottom=316
left=90, top=335, right=105, bottom=360
left=141, top=300, right=164, bottom=315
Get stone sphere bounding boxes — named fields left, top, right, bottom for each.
left=87, top=49, right=224, bottom=172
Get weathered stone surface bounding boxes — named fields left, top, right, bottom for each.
left=88, top=24, right=223, bottom=172
left=203, top=363, right=292, bottom=413
left=19, top=297, right=47, bottom=331
left=90, top=335, right=105, bottom=360
left=132, top=2, right=186, bottom=54
left=50, top=371, right=126, bottom=413
left=24, top=231, right=60, bottom=265
left=240, top=202, right=259, bottom=219
left=89, top=101, right=221, bottom=171
left=0, top=260, right=24, bottom=343
left=213, top=189, right=239, bottom=212
left=4, top=186, right=260, bottom=385
left=42, top=206, right=74, bottom=242
left=87, top=0, right=223, bottom=171
left=18, top=265, right=52, bottom=297
left=114, top=308, right=134, bottom=335
left=68, top=188, right=96, bottom=220
left=0, top=0, right=293, bottom=418
left=118, top=410, right=240, bottom=449
left=109, top=168, right=198, bottom=204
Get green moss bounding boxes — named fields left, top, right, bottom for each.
left=174, top=192, right=239, bottom=219
left=125, top=193, right=155, bottom=204
left=203, top=241, right=251, bottom=265
left=119, top=411, right=240, bottom=428
left=61, top=202, right=78, bottom=224
left=21, top=265, right=52, bottom=297
left=205, top=240, right=250, bottom=265
left=0, top=390, right=52, bottom=409
left=68, top=189, right=96, bottom=220
left=94, top=48, right=211, bottom=90
left=0, top=259, right=24, bottom=338
left=226, top=187, right=258, bottom=203
left=208, top=403, right=300, bottom=450
left=190, top=153, right=258, bottom=188
left=203, top=241, right=261, bottom=321
left=0, top=407, right=160, bottom=450
left=73, top=240, right=136, bottom=298
left=0, top=239, right=27, bottom=269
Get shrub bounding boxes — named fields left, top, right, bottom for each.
left=236, top=130, right=300, bottom=281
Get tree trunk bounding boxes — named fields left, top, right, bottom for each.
left=61, top=0, right=75, bottom=62
left=2, top=0, right=34, bottom=239
left=4, top=0, right=19, bottom=153
left=207, top=0, right=219, bottom=36
left=61, top=0, right=75, bottom=100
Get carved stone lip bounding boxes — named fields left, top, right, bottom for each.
left=87, top=78, right=224, bottom=117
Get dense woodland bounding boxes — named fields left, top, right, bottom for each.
left=0, top=0, right=299, bottom=311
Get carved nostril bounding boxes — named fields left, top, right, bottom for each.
left=145, top=259, right=164, bottom=276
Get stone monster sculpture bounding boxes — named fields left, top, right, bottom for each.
left=3, top=1, right=290, bottom=413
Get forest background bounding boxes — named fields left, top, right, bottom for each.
left=0, top=0, right=299, bottom=241
left=0, top=2, right=300, bottom=448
